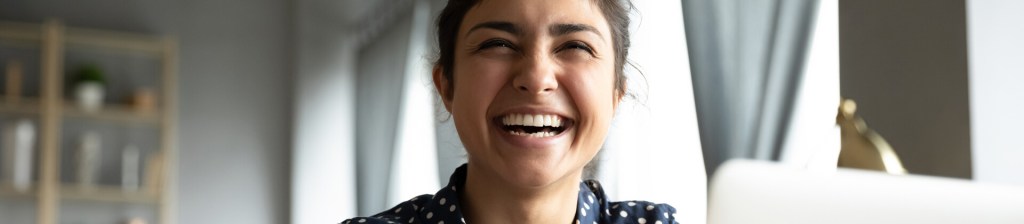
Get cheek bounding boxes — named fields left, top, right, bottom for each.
left=569, top=68, right=617, bottom=120
left=449, top=58, right=510, bottom=141
left=452, top=59, right=510, bottom=112
left=565, top=66, right=618, bottom=145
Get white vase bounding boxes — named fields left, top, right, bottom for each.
left=75, top=82, right=105, bottom=112
left=2, top=119, right=35, bottom=192
left=77, top=132, right=101, bottom=191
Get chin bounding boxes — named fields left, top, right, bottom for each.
left=496, top=155, right=581, bottom=189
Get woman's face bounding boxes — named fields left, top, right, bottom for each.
left=436, top=0, right=620, bottom=188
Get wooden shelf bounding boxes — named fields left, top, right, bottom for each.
left=62, top=102, right=161, bottom=125
left=0, top=181, right=37, bottom=199
left=60, top=185, right=158, bottom=204
left=0, top=97, right=42, bottom=115
left=64, top=27, right=165, bottom=56
left=0, top=21, right=42, bottom=46
left=1, top=21, right=165, bottom=57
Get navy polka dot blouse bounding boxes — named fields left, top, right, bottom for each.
left=341, top=164, right=678, bottom=224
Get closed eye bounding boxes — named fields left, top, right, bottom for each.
left=557, top=41, right=595, bottom=55
left=477, top=39, right=517, bottom=51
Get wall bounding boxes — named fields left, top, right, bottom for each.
left=290, top=0, right=358, bottom=223
left=838, top=0, right=972, bottom=178
left=175, top=0, right=291, bottom=223
left=0, top=0, right=293, bottom=223
left=966, top=0, right=1024, bottom=186
left=353, top=12, right=413, bottom=216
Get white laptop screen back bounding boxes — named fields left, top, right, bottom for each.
left=708, top=160, right=1024, bottom=224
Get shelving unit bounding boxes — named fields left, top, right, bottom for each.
left=63, top=102, right=161, bottom=125
left=0, top=96, right=41, bottom=114
left=0, top=19, right=177, bottom=224
left=0, top=181, right=36, bottom=199
left=59, top=185, right=159, bottom=204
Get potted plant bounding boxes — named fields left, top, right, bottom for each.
left=72, top=64, right=106, bottom=112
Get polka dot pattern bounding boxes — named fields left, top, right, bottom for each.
left=575, top=180, right=677, bottom=224
left=339, top=164, right=679, bottom=224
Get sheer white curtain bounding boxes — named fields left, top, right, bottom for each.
left=682, top=0, right=821, bottom=176
left=352, top=0, right=440, bottom=215
left=599, top=1, right=706, bottom=224
left=290, top=1, right=359, bottom=222
left=388, top=0, right=441, bottom=206
left=292, top=0, right=439, bottom=221
left=779, top=0, right=841, bottom=171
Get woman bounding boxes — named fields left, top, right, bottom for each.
left=343, top=0, right=676, bottom=223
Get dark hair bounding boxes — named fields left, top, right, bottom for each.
left=434, top=0, right=634, bottom=100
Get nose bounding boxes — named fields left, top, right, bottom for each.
left=512, top=55, right=558, bottom=94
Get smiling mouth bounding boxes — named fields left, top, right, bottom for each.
left=496, top=114, right=574, bottom=137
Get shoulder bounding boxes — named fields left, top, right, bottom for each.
left=344, top=164, right=470, bottom=224
left=583, top=180, right=679, bottom=224
left=605, top=200, right=678, bottom=224
left=340, top=194, right=433, bottom=224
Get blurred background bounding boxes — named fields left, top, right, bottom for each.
left=0, top=0, right=1021, bottom=224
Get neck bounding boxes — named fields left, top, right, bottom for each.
left=461, top=163, right=581, bottom=224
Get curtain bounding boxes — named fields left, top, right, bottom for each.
left=597, top=1, right=707, bottom=224
left=387, top=0, right=441, bottom=209
left=292, top=0, right=442, bottom=220
left=681, top=0, right=820, bottom=176
left=353, top=0, right=434, bottom=215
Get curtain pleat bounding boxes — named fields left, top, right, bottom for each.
left=682, top=0, right=820, bottom=176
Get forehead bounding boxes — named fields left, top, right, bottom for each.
left=460, top=0, right=611, bottom=37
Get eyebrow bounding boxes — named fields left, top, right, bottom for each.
left=550, top=23, right=601, bottom=39
left=466, top=21, right=520, bottom=36
left=465, top=21, right=604, bottom=41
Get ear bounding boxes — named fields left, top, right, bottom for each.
left=612, top=80, right=625, bottom=111
left=433, top=65, right=454, bottom=112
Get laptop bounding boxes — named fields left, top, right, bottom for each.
left=708, top=159, right=1024, bottom=224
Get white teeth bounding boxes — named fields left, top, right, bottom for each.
left=509, top=130, right=556, bottom=137
left=501, top=113, right=564, bottom=127
left=501, top=114, right=565, bottom=138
